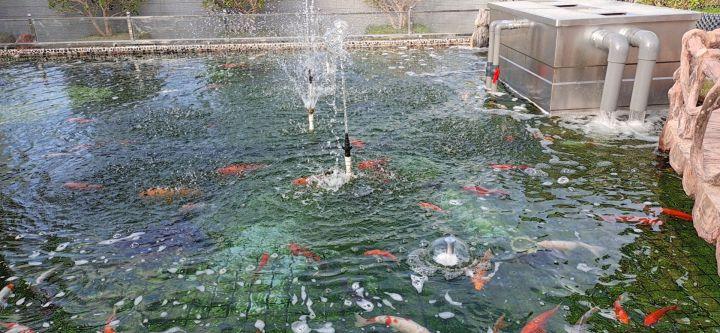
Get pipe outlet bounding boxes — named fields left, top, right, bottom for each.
left=590, top=30, right=630, bottom=118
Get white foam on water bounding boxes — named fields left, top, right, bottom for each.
left=557, top=112, right=664, bottom=143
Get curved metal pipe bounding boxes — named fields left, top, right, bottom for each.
left=591, top=30, right=630, bottom=121
left=485, top=20, right=503, bottom=88
left=621, top=28, right=660, bottom=122
left=486, top=20, right=531, bottom=91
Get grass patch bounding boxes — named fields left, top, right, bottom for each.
left=365, top=24, right=431, bottom=35
left=701, top=6, right=720, bottom=13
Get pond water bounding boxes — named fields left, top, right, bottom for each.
left=0, top=47, right=717, bottom=332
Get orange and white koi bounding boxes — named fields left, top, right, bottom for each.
left=350, top=139, right=366, bottom=149
left=661, top=208, right=692, bottom=221
left=66, top=117, right=94, bottom=124
left=0, top=322, right=34, bottom=333
left=216, top=163, right=267, bottom=176
left=63, top=182, right=103, bottom=191
left=602, top=215, right=662, bottom=226
left=364, top=249, right=398, bottom=262
left=288, top=243, right=321, bottom=262
left=643, top=305, right=678, bottom=327
left=358, top=159, right=387, bottom=171
left=418, top=202, right=444, bottom=212
left=104, top=309, right=117, bottom=333
left=139, top=187, right=200, bottom=199
left=0, top=283, right=13, bottom=306
left=489, top=164, right=529, bottom=171
left=613, top=295, right=630, bottom=324
left=355, top=314, right=431, bottom=333
left=521, top=305, right=559, bottom=333
left=536, top=240, right=604, bottom=257
left=470, top=250, right=494, bottom=291
left=463, top=185, right=508, bottom=197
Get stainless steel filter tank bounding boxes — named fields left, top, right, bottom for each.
left=487, top=1, right=700, bottom=114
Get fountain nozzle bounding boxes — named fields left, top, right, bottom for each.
left=343, top=133, right=353, bottom=177
left=307, top=107, right=315, bottom=132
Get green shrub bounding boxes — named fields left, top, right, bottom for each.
left=365, top=23, right=431, bottom=35
left=0, top=32, right=14, bottom=43
left=636, top=0, right=720, bottom=10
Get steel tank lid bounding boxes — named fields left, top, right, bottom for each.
left=488, top=0, right=700, bottom=27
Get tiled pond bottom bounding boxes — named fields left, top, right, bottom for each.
left=0, top=47, right=718, bottom=332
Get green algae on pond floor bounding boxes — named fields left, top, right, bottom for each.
left=0, top=47, right=717, bottom=332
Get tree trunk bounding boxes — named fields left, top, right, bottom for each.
left=103, top=8, right=113, bottom=36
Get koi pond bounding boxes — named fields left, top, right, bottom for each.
left=0, top=47, right=718, bottom=332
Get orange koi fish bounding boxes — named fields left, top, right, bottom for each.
left=63, top=182, right=103, bottom=191
left=418, top=202, right=444, bottom=212
left=489, top=164, right=529, bottom=171
left=613, top=295, right=630, bottom=324
left=292, top=177, right=309, bottom=186
left=364, top=249, right=398, bottom=262
left=503, top=135, right=514, bottom=142
left=139, top=187, right=200, bottom=198
left=661, top=208, right=692, bottom=221
left=491, top=314, right=507, bottom=333
left=521, top=305, right=559, bottom=333
left=351, top=139, right=366, bottom=149
left=256, top=252, right=270, bottom=273
left=643, top=305, right=678, bottom=327
left=355, top=314, right=430, bottom=333
left=216, top=163, right=267, bottom=176
left=66, top=117, right=94, bottom=124
left=0, top=322, right=34, bottom=333
left=462, top=185, right=508, bottom=197
left=288, top=243, right=321, bottom=262
left=471, top=250, right=494, bottom=291
left=358, top=159, right=387, bottom=171
left=103, top=309, right=117, bottom=333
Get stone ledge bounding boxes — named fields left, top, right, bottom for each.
left=0, top=37, right=471, bottom=59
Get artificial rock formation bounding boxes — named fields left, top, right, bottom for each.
left=660, top=28, right=720, bottom=275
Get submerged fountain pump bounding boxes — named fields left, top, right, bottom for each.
left=343, top=133, right=353, bottom=176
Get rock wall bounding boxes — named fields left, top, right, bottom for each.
left=659, top=28, right=720, bottom=275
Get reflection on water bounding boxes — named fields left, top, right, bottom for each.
left=0, top=47, right=716, bottom=332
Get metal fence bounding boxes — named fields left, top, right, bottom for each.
left=0, top=9, right=478, bottom=45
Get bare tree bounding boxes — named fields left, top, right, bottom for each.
left=49, top=0, right=145, bottom=37
left=366, top=0, right=422, bottom=29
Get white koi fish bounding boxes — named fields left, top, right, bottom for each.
left=355, top=314, right=431, bottom=333
left=35, top=265, right=61, bottom=285
left=536, top=240, right=604, bottom=257
left=564, top=307, right=599, bottom=333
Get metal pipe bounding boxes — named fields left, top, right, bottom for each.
left=487, top=20, right=531, bottom=91
left=621, top=28, right=660, bottom=122
left=485, top=20, right=501, bottom=88
left=591, top=30, right=630, bottom=121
